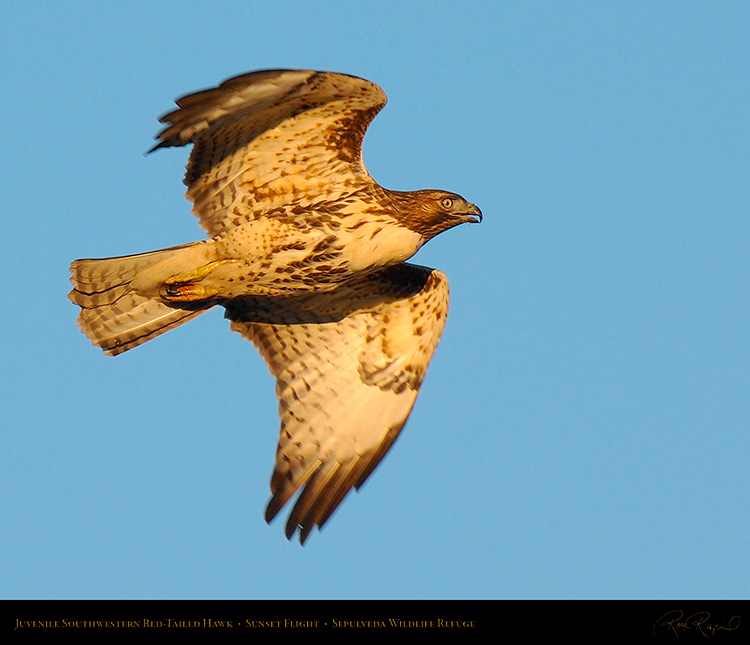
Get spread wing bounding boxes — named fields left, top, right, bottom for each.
left=224, top=263, right=450, bottom=544
left=151, top=69, right=388, bottom=237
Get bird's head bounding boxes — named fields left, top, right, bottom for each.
left=389, top=189, right=482, bottom=239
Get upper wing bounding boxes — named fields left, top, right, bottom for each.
left=151, top=69, right=388, bottom=237
left=225, top=263, right=450, bottom=544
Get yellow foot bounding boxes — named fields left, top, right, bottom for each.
left=164, top=259, right=231, bottom=285
left=161, top=259, right=230, bottom=302
left=162, top=283, right=219, bottom=302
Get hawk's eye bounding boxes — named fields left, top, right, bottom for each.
left=440, top=197, right=454, bottom=209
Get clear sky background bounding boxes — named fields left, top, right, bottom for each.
left=2, top=2, right=748, bottom=600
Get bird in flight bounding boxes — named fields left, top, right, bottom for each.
left=69, top=69, right=481, bottom=544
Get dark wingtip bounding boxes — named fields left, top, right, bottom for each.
left=146, top=140, right=167, bottom=155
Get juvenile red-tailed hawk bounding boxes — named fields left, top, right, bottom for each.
left=69, top=69, right=481, bottom=544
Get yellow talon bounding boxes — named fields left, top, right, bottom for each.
left=161, top=259, right=229, bottom=302
left=162, top=283, right=220, bottom=302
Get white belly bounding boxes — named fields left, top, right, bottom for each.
left=342, top=220, right=425, bottom=272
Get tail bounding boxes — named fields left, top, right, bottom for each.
left=69, top=244, right=214, bottom=356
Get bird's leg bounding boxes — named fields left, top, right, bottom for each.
left=161, top=259, right=230, bottom=302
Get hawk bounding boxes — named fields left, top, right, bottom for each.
left=69, top=69, right=481, bottom=544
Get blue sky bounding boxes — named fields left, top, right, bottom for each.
left=2, top=2, right=748, bottom=600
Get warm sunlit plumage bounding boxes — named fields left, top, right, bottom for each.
left=69, top=69, right=480, bottom=543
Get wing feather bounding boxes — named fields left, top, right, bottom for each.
left=151, top=69, right=388, bottom=237
left=225, top=263, right=450, bottom=543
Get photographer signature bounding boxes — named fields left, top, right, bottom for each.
left=653, top=610, right=740, bottom=638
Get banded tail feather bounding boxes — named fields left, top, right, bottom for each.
left=68, top=245, right=214, bottom=356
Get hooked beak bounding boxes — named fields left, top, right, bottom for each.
left=462, top=203, right=482, bottom=224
